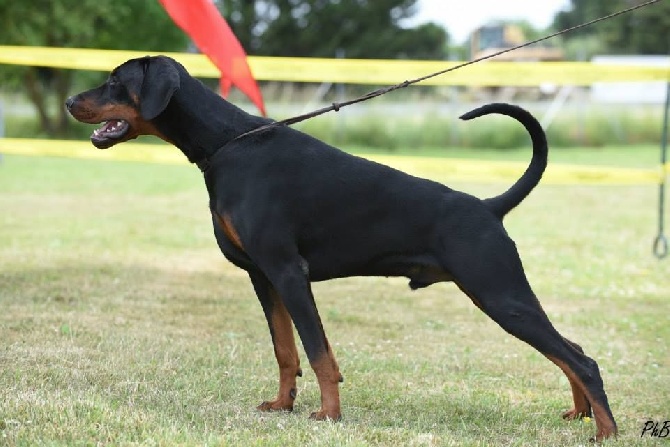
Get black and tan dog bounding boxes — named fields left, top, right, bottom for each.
left=66, top=56, right=617, bottom=441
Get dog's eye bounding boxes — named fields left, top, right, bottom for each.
left=109, top=76, right=120, bottom=87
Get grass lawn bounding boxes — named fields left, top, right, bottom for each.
left=0, top=146, right=668, bottom=446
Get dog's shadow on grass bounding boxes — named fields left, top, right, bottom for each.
left=2, top=261, right=246, bottom=303
left=1, top=261, right=258, bottom=340
left=340, top=393, right=582, bottom=441
left=345, top=393, right=513, bottom=427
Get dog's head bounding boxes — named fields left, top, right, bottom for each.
left=66, top=56, right=180, bottom=149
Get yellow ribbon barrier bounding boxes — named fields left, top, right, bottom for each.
left=0, top=45, right=667, bottom=86
left=1, top=137, right=665, bottom=185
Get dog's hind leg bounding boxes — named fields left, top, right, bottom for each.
left=444, top=234, right=616, bottom=441
left=249, top=271, right=302, bottom=412
left=464, top=285, right=615, bottom=440
left=559, top=338, right=593, bottom=420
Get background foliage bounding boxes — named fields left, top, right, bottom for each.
left=0, top=0, right=668, bottom=137
left=553, top=0, right=670, bottom=59
left=0, top=0, right=188, bottom=137
left=219, top=0, right=448, bottom=59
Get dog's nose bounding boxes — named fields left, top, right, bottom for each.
left=65, top=96, right=75, bottom=110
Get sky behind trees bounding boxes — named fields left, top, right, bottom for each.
left=411, top=0, right=569, bottom=43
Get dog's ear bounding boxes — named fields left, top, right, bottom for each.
left=139, top=56, right=180, bottom=120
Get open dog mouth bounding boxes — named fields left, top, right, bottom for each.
left=91, top=119, right=130, bottom=148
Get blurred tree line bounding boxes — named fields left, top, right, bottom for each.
left=218, top=0, right=448, bottom=59
left=0, top=0, right=667, bottom=137
left=553, top=0, right=670, bottom=59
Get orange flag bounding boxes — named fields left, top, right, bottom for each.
left=159, top=0, right=266, bottom=116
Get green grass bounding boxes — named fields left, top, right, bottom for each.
left=1, top=150, right=669, bottom=446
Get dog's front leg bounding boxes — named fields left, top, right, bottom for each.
left=260, top=258, right=343, bottom=421
left=249, top=271, right=302, bottom=412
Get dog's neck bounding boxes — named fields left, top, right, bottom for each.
left=151, top=72, right=269, bottom=167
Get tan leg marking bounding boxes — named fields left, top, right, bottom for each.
left=309, top=344, right=342, bottom=421
left=213, top=211, right=244, bottom=250
left=258, top=294, right=301, bottom=412
left=547, top=355, right=617, bottom=441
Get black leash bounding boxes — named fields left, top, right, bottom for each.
left=265, top=0, right=662, bottom=130
left=198, top=0, right=662, bottom=171
left=653, top=80, right=669, bottom=259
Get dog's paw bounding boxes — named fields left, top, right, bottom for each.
left=562, top=408, right=592, bottom=420
left=309, top=409, right=342, bottom=421
left=257, top=399, right=294, bottom=413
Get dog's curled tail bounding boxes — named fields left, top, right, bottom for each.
left=459, top=103, right=548, bottom=219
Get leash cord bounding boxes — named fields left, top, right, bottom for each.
left=262, top=0, right=662, bottom=129
left=217, top=0, right=661, bottom=149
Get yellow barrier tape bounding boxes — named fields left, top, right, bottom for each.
left=0, top=138, right=187, bottom=165
left=0, top=46, right=667, bottom=86
left=1, top=137, right=664, bottom=185
left=371, top=154, right=665, bottom=185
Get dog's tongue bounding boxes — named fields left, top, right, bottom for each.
left=93, top=119, right=126, bottom=138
